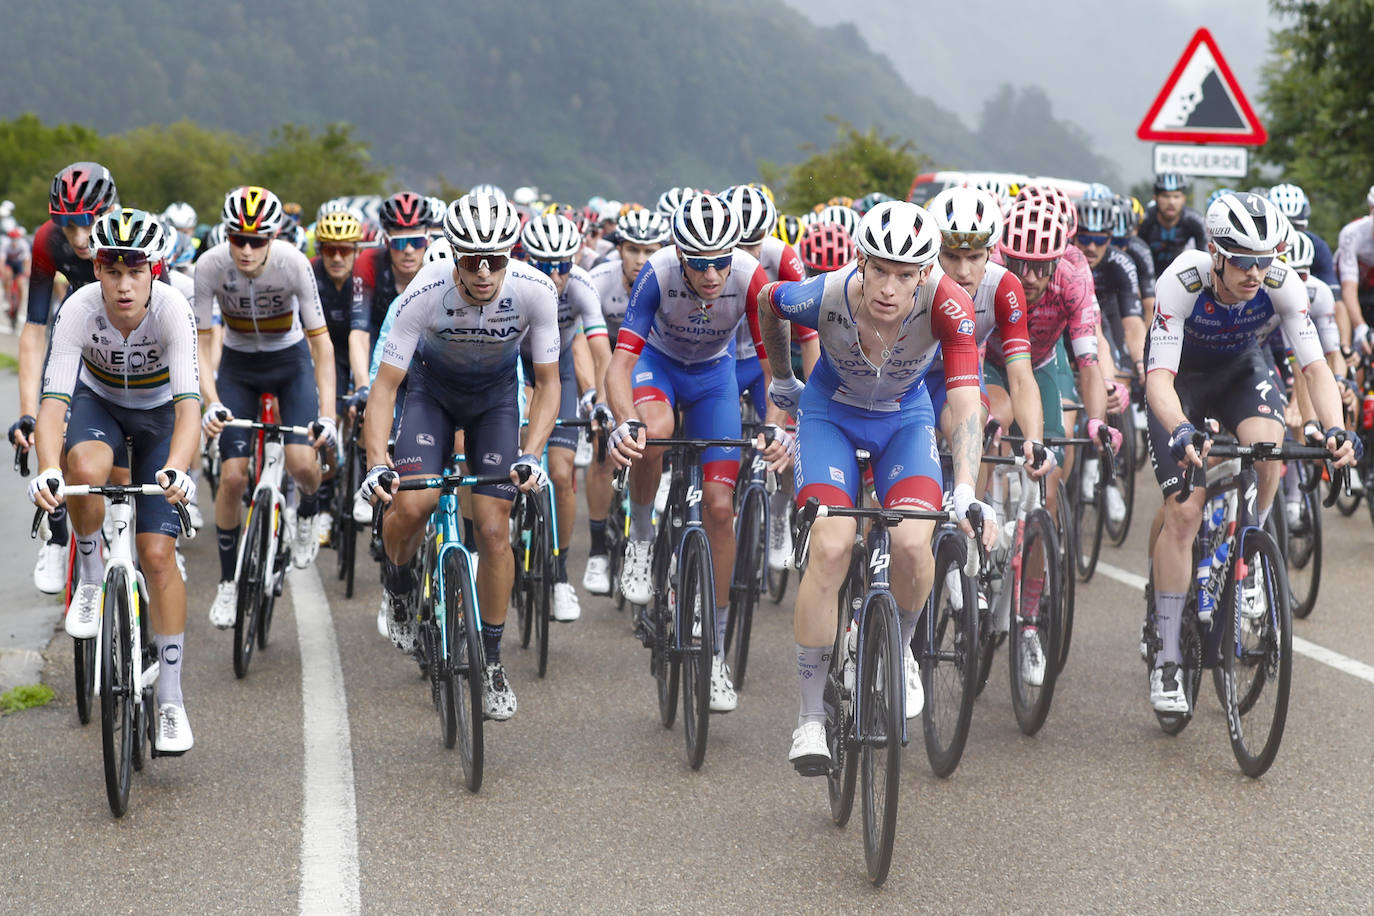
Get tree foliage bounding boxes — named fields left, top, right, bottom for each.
left=765, top=119, right=931, bottom=213
left=1260, top=0, right=1374, bottom=241
left=0, top=117, right=389, bottom=229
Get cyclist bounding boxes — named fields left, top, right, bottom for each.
left=1269, top=183, right=1337, bottom=298
left=361, top=191, right=559, bottom=722
left=581, top=209, right=671, bottom=595
left=1337, top=185, right=1374, bottom=350
left=606, top=193, right=779, bottom=715
left=754, top=200, right=997, bottom=773
left=1137, top=173, right=1207, bottom=276
left=352, top=191, right=433, bottom=359
left=1109, top=194, right=1157, bottom=324
left=518, top=213, right=612, bottom=622
left=12, top=162, right=119, bottom=595
left=29, top=209, right=200, bottom=753
left=195, top=186, right=337, bottom=627
left=3, top=225, right=31, bottom=323
left=162, top=202, right=197, bottom=242
left=1144, top=191, right=1357, bottom=714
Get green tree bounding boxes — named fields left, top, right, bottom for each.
left=1260, top=0, right=1374, bottom=241
left=765, top=119, right=931, bottom=213
left=251, top=123, right=390, bottom=216
left=0, top=114, right=102, bottom=227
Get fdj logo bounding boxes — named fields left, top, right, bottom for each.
left=869, top=549, right=890, bottom=576
left=686, top=486, right=703, bottom=507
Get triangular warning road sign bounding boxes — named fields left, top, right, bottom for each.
left=1137, top=28, right=1268, bottom=145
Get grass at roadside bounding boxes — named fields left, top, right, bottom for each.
left=0, top=352, right=17, bottom=373
left=1, top=683, right=54, bottom=713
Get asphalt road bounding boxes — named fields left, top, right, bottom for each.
left=4, top=435, right=1374, bottom=913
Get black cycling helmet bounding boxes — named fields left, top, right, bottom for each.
left=1153, top=173, right=1190, bottom=194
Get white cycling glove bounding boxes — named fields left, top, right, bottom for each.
left=511, top=453, right=548, bottom=491
left=27, top=467, right=64, bottom=507
left=359, top=465, right=396, bottom=505
left=156, top=468, right=197, bottom=505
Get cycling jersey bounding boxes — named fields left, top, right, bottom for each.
left=520, top=264, right=605, bottom=359
left=162, top=268, right=195, bottom=312
left=765, top=264, right=980, bottom=412
left=1306, top=230, right=1337, bottom=294
left=737, top=237, right=806, bottom=361
left=41, top=280, right=199, bottom=410
left=1147, top=250, right=1323, bottom=375
left=1092, top=246, right=1143, bottom=359
left=26, top=220, right=95, bottom=326
left=984, top=260, right=1099, bottom=372
left=3, top=235, right=31, bottom=269
left=1299, top=273, right=1339, bottom=355
left=311, top=257, right=368, bottom=387
left=1335, top=216, right=1374, bottom=302
left=193, top=240, right=327, bottom=352
left=588, top=259, right=633, bottom=340
left=1137, top=204, right=1207, bottom=276
left=1114, top=235, right=1157, bottom=301
left=616, top=246, right=769, bottom=365
left=926, top=261, right=1025, bottom=418
left=351, top=245, right=394, bottom=342
left=379, top=258, right=560, bottom=390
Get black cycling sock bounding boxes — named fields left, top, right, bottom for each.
left=297, top=490, right=319, bottom=520
left=588, top=519, right=607, bottom=557
left=317, top=477, right=335, bottom=510
left=383, top=557, right=415, bottom=596
left=48, top=506, right=69, bottom=547
left=463, top=517, right=475, bottom=548
left=482, top=622, right=503, bottom=664
left=556, top=552, right=568, bottom=583
left=216, top=526, right=240, bottom=582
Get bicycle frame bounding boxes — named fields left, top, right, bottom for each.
left=236, top=428, right=289, bottom=585
left=92, top=497, right=151, bottom=702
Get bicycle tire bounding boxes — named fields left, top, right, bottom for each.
left=607, top=494, right=627, bottom=612
left=1053, top=480, right=1076, bottom=674
left=1218, top=529, right=1292, bottom=778
left=1074, top=455, right=1105, bottom=582
left=132, top=588, right=151, bottom=773
left=922, top=533, right=977, bottom=778
left=257, top=497, right=286, bottom=650
left=1286, top=462, right=1321, bottom=619
left=826, top=557, right=861, bottom=826
left=859, top=592, right=902, bottom=886
left=338, top=440, right=359, bottom=598
left=100, top=566, right=134, bottom=817
left=1008, top=508, right=1061, bottom=736
left=420, top=532, right=454, bottom=748
left=510, top=492, right=535, bottom=649
left=233, top=491, right=271, bottom=678
left=533, top=491, right=552, bottom=679
left=1105, top=411, right=1136, bottom=547
left=726, top=486, right=766, bottom=691
left=679, top=528, right=714, bottom=770
left=443, top=549, right=484, bottom=792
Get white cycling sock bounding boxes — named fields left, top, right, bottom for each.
left=76, top=533, right=102, bottom=582
left=796, top=643, right=831, bottom=726
left=154, top=632, right=184, bottom=706
left=714, top=604, right=729, bottom=661
left=899, top=606, right=920, bottom=656
left=1154, top=592, right=1186, bottom=667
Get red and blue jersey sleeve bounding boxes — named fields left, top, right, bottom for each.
left=931, top=274, right=980, bottom=389
left=615, top=259, right=661, bottom=356
left=765, top=274, right=826, bottom=330
left=744, top=264, right=770, bottom=361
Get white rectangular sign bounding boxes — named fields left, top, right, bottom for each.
left=1152, top=143, right=1249, bottom=178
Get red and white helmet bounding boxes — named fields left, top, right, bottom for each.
left=1016, top=183, right=1077, bottom=238
left=929, top=187, right=1003, bottom=250
left=1000, top=200, right=1068, bottom=261
left=854, top=201, right=940, bottom=266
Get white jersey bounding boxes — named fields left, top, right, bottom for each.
left=521, top=264, right=605, bottom=359
left=1336, top=216, right=1374, bottom=288
left=3, top=234, right=31, bottom=264
left=380, top=258, right=560, bottom=389
left=164, top=268, right=195, bottom=313
left=193, top=240, right=326, bottom=352
left=736, top=236, right=806, bottom=359
left=588, top=259, right=633, bottom=332
left=1294, top=273, right=1339, bottom=355
left=42, top=280, right=199, bottom=410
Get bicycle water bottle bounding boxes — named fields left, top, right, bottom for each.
left=1196, top=497, right=1227, bottom=623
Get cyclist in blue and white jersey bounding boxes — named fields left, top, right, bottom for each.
left=30, top=210, right=200, bottom=753
left=518, top=213, right=611, bottom=622
left=1145, top=192, right=1357, bottom=714
left=580, top=209, right=671, bottom=595
left=1269, top=183, right=1338, bottom=300
left=195, top=186, right=337, bottom=627
left=606, top=193, right=779, bottom=715
left=756, top=201, right=997, bottom=773
left=360, top=192, right=560, bottom=722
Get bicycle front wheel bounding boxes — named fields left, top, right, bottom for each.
left=100, top=566, right=134, bottom=817
left=679, top=529, right=714, bottom=770
left=443, top=549, right=484, bottom=792
left=1009, top=508, right=1061, bottom=736
left=859, top=593, right=902, bottom=886
left=233, top=491, right=271, bottom=678
left=533, top=491, right=552, bottom=679
left=1218, top=529, right=1292, bottom=778
left=1105, top=410, right=1136, bottom=547
left=1053, top=479, right=1076, bottom=673
left=1285, top=461, right=1321, bottom=619
left=338, top=442, right=360, bottom=598
left=726, top=486, right=766, bottom=691
left=1074, top=455, right=1105, bottom=582
left=922, top=533, right=977, bottom=778
left=826, top=562, right=861, bottom=826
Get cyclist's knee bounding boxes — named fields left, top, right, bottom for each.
left=65, top=445, right=113, bottom=484
left=805, top=528, right=852, bottom=585
left=138, top=536, right=178, bottom=584
left=1161, top=496, right=1202, bottom=536
left=702, top=487, right=734, bottom=529
left=219, top=460, right=249, bottom=495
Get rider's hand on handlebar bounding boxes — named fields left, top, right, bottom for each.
left=359, top=465, right=397, bottom=506
left=202, top=402, right=231, bottom=437
left=155, top=467, right=196, bottom=506
left=1106, top=380, right=1130, bottom=415
left=8, top=414, right=34, bottom=451
left=1087, top=417, right=1122, bottom=455
left=756, top=423, right=796, bottom=474
left=953, top=483, right=997, bottom=552
left=311, top=416, right=338, bottom=451
left=1325, top=427, right=1361, bottom=468
left=1023, top=439, right=1056, bottom=478
left=1168, top=421, right=1208, bottom=468
left=608, top=420, right=645, bottom=468
left=27, top=467, right=64, bottom=512
left=510, top=453, right=548, bottom=493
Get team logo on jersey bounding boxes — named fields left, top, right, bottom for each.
left=1179, top=268, right=1203, bottom=293
left=416, top=433, right=434, bottom=446
left=1009, top=309, right=1022, bottom=325
left=1153, top=312, right=1170, bottom=332
left=888, top=464, right=903, bottom=480
left=1263, top=265, right=1286, bottom=289
left=829, top=466, right=845, bottom=484
left=1257, top=404, right=1271, bottom=414
left=1204, top=301, right=1215, bottom=314
left=634, top=371, right=652, bottom=383
left=957, top=318, right=975, bottom=336
left=938, top=298, right=964, bottom=320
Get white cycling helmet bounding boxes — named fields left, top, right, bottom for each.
left=162, top=201, right=197, bottom=232
left=443, top=192, right=522, bottom=254
left=204, top=223, right=228, bottom=249
left=671, top=193, right=743, bottom=254
left=317, top=198, right=349, bottom=221
left=155, top=216, right=180, bottom=262
left=1267, top=183, right=1309, bottom=224
left=91, top=208, right=168, bottom=261
left=616, top=209, right=671, bottom=246
left=425, top=196, right=447, bottom=225
left=1206, top=192, right=1287, bottom=254
left=424, top=237, right=453, bottom=264
left=521, top=214, right=582, bottom=260
left=468, top=183, right=507, bottom=206
left=928, top=186, right=1003, bottom=250
left=657, top=187, right=696, bottom=217
left=511, top=186, right=539, bottom=207
left=816, top=204, right=859, bottom=238
left=1282, top=225, right=1314, bottom=272
left=600, top=199, right=623, bottom=221
left=722, top=184, right=777, bottom=244
left=854, top=201, right=941, bottom=267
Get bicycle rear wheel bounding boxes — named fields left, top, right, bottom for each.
left=1218, top=529, right=1292, bottom=778
left=233, top=491, right=271, bottom=678
left=859, top=593, right=902, bottom=886
left=100, top=566, right=134, bottom=817
left=825, top=577, right=858, bottom=826
left=922, top=533, right=977, bottom=778
left=1053, top=480, right=1076, bottom=673
left=1009, top=508, right=1061, bottom=736
left=1074, top=455, right=1105, bottom=582
left=608, top=492, right=627, bottom=612
left=443, top=549, right=484, bottom=792
left=257, top=498, right=286, bottom=651
left=338, top=441, right=360, bottom=598
left=726, top=486, right=766, bottom=691
left=533, top=492, right=552, bottom=678
left=1105, top=411, right=1136, bottom=547
left=679, top=529, right=714, bottom=770
left=1285, top=462, right=1321, bottom=619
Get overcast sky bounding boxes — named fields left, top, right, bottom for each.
left=780, top=0, right=1280, bottom=184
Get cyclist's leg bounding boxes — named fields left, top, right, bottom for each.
left=1218, top=350, right=1289, bottom=522
left=544, top=352, right=580, bottom=586
left=276, top=341, right=323, bottom=505
left=626, top=347, right=677, bottom=540
left=63, top=387, right=117, bottom=589
left=213, top=348, right=262, bottom=580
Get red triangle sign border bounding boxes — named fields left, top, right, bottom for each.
left=1136, top=27, right=1268, bottom=145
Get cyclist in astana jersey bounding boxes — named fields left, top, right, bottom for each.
left=1137, top=173, right=1207, bottom=276
left=755, top=200, right=997, bottom=774
left=351, top=191, right=432, bottom=356
left=518, top=214, right=611, bottom=622
left=31, top=210, right=200, bottom=754
left=361, top=192, right=559, bottom=722
left=196, top=186, right=337, bottom=629
left=1336, top=185, right=1374, bottom=346
left=606, top=193, right=779, bottom=716
left=581, top=208, right=671, bottom=595
left=1144, top=192, right=1357, bottom=714
left=927, top=187, right=1048, bottom=476
left=1076, top=197, right=1146, bottom=376
left=12, top=162, right=119, bottom=596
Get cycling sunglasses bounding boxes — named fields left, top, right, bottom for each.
left=319, top=243, right=357, bottom=258
left=683, top=254, right=732, bottom=273
left=1004, top=256, right=1059, bottom=279
left=51, top=212, right=98, bottom=228
left=457, top=254, right=509, bottom=272
left=94, top=248, right=152, bottom=269
left=388, top=235, right=429, bottom=252
left=1219, top=250, right=1275, bottom=271
left=1075, top=232, right=1111, bottom=247
left=228, top=232, right=272, bottom=250
left=532, top=259, right=573, bottom=276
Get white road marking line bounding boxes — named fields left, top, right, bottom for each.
left=1095, top=560, right=1374, bottom=687
left=290, top=565, right=361, bottom=915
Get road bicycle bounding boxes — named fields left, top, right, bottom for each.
left=721, top=423, right=780, bottom=692
left=331, top=396, right=368, bottom=599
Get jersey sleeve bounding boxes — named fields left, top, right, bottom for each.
left=615, top=260, right=661, bottom=356
left=1308, top=282, right=1340, bottom=354
left=24, top=224, right=59, bottom=326
left=161, top=290, right=202, bottom=403
left=744, top=264, right=769, bottom=361
left=377, top=286, right=428, bottom=373
left=764, top=273, right=827, bottom=330
left=1146, top=267, right=1192, bottom=375
left=39, top=294, right=86, bottom=403
left=1273, top=269, right=1326, bottom=368
left=1062, top=270, right=1100, bottom=366
left=1307, top=232, right=1337, bottom=290
left=776, top=243, right=806, bottom=283
left=1112, top=255, right=1143, bottom=319
left=568, top=271, right=606, bottom=340
left=349, top=275, right=370, bottom=332
left=291, top=250, right=327, bottom=335
left=526, top=283, right=562, bottom=365
left=1130, top=241, right=1157, bottom=300
left=1336, top=222, right=1360, bottom=283
left=930, top=275, right=980, bottom=388
left=192, top=251, right=216, bottom=331
left=992, top=271, right=1031, bottom=362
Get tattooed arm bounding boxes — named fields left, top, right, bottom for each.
left=946, top=385, right=984, bottom=490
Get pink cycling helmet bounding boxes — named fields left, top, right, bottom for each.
left=1000, top=200, right=1068, bottom=261
left=1016, top=183, right=1078, bottom=238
